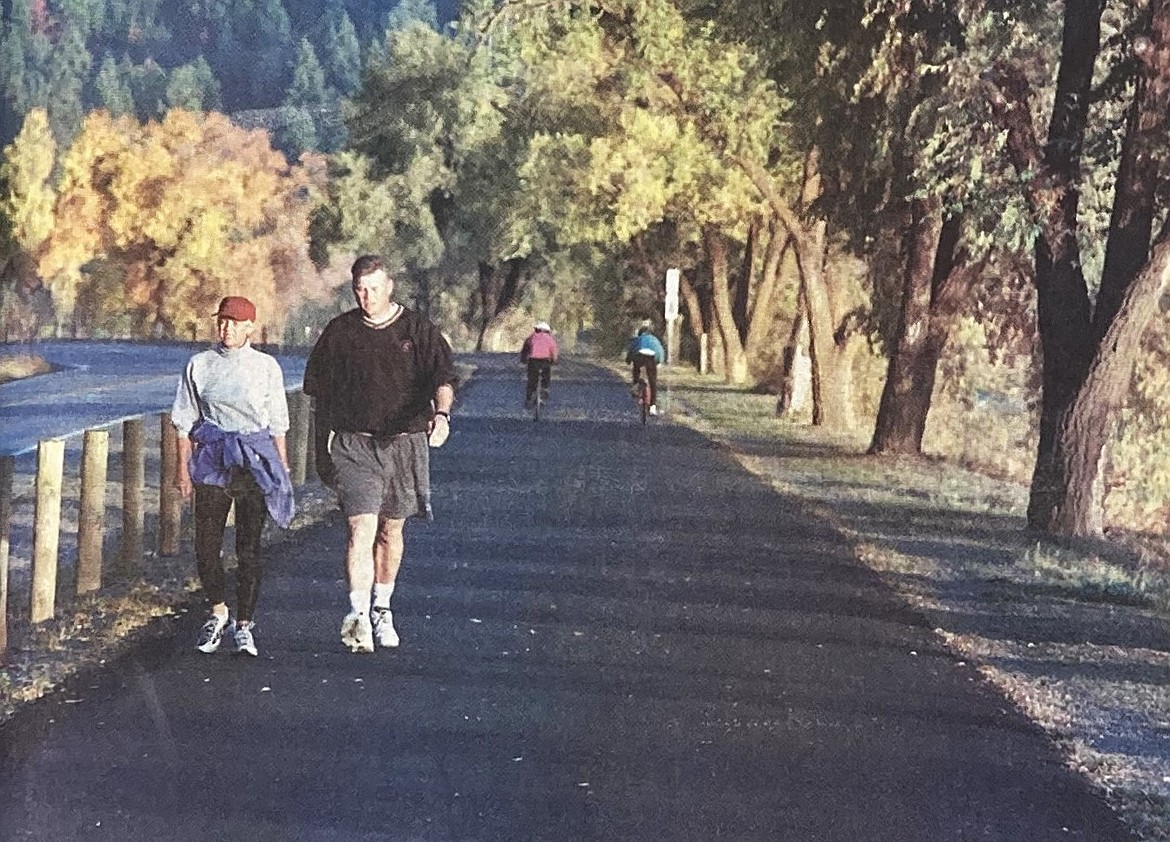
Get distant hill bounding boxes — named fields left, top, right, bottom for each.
left=0, top=0, right=464, bottom=148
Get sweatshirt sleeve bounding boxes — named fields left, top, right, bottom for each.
left=425, top=320, right=457, bottom=391
left=267, top=357, right=290, bottom=435
left=171, top=358, right=201, bottom=435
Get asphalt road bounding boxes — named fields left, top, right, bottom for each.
left=0, top=341, right=307, bottom=456
left=0, top=356, right=1134, bottom=841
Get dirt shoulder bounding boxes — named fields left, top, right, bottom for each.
left=656, top=367, right=1170, bottom=841
left=0, top=353, right=52, bottom=385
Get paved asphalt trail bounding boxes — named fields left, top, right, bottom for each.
left=0, top=356, right=1133, bottom=841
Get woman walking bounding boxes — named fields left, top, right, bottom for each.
left=172, top=296, right=295, bottom=656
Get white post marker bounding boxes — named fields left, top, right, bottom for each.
left=664, top=268, right=680, bottom=366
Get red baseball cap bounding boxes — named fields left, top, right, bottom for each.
left=215, top=296, right=256, bottom=322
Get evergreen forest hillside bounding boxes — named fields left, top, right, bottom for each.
left=0, top=0, right=460, bottom=149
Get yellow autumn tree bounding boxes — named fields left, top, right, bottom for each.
left=1, top=108, right=57, bottom=253
left=42, top=109, right=317, bottom=338
left=0, top=109, right=59, bottom=335
left=40, top=110, right=138, bottom=331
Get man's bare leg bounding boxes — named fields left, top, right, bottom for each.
left=371, top=517, right=405, bottom=647
left=342, top=513, right=379, bottom=651
left=374, top=516, right=405, bottom=588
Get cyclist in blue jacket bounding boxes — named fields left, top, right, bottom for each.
left=625, top=321, right=666, bottom=415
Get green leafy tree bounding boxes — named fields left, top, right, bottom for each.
left=44, top=22, right=92, bottom=143
left=320, top=9, right=361, bottom=96
left=385, top=0, right=439, bottom=32
left=129, top=57, right=168, bottom=121
left=277, top=105, right=318, bottom=157
left=288, top=38, right=329, bottom=107
left=93, top=53, right=136, bottom=116
left=166, top=56, right=221, bottom=112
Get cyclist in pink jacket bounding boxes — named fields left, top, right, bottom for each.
left=520, top=321, right=559, bottom=407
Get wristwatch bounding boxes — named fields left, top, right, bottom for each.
left=434, top=411, right=451, bottom=421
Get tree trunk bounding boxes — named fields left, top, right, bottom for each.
left=733, top=217, right=758, bottom=343
left=776, top=291, right=811, bottom=417
left=680, top=274, right=706, bottom=368
left=1055, top=221, right=1170, bottom=535
left=736, top=146, right=854, bottom=429
left=744, top=217, right=790, bottom=364
left=868, top=200, right=972, bottom=454
left=986, top=1, right=1104, bottom=529
left=475, top=258, right=527, bottom=351
left=704, top=226, right=749, bottom=384
left=1051, top=0, right=1170, bottom=535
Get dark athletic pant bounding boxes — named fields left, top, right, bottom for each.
left=194, top=469, right=266, bottom=622
left=526, top=359, right=552, bottom=402
left=631, top=356, right=658, bottom=406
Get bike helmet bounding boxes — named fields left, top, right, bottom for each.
left=534, top=321, right=552, bottom=332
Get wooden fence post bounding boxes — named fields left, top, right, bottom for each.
left=121, top=418, right=145, bottom=573
left=77, top=429, right=109, bottom=595
left=288, top=391, right=309, bottom=486
left=305, top=399, right=317, bottom=481
left=0, top=456, right=13, bottom=663
left=30, top=438, right=65, bottom=623
left=159, top=414, right=181, bottom=556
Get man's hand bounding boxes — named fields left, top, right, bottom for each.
left=176, top=472, right=193, bottom=500
left=428, top=413, right=450, bottom=448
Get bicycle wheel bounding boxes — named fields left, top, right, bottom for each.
left=533, top=389, right=541, bottom=421
left=635, top=380, right=649, bottom=425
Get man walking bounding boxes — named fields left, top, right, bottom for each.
left=304, top=256, right=456, bottom=653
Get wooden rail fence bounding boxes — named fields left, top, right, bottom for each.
left=0, top=389, right=314, bottom=665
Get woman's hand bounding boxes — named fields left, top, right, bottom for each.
left=176, top=471, right=193, bottom=500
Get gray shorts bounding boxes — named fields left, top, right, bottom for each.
left=330, top=431, right=432, bottom=520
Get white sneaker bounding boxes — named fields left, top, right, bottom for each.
left=195, top=613, right=230, bottom=653
left=372, top=607, right=399, bottom=648
left=341, top=612, right=374, bottom=653
left=649, top=405, right=658, bottom=416
left=233, top=622, right=258, bottom=657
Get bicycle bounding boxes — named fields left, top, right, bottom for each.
left=527, top=363, right=550, bottom=422
left=633, top=376, right=652, bottom=425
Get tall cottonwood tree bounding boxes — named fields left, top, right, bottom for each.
left=983, top=0, right=1170, bottom=535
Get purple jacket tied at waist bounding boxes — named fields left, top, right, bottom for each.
left=189, top=420, right=295, bottom=528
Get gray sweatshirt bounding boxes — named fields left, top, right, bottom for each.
left=171, top=343, right=290, bottom=436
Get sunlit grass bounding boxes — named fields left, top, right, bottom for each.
left=1013, top=542, right=1165, bottom=608
left=664, top=366, right=1168, bottom=607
